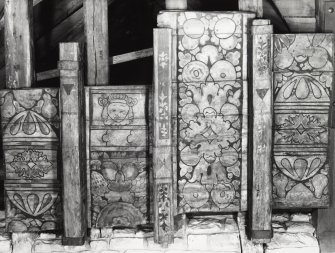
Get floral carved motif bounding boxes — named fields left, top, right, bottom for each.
left=10, top=149, right=52, bottom=179
left=273, top=34, right=333, bottom=208
left=177, top=13, right=245, bottom=212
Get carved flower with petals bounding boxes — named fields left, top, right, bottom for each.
left=10, top=149, right=52, bottom=179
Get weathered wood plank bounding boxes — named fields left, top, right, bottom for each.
left=153, top=28, right=174, bottom=245
left=273, top=0, right=315, bottom=17
left=251, top=20, right=273, bottom=241
left=84, top=0, right=109, bottom=86
left=316, top=0, right=335, bottom=238
left=59, top=43, right=86, bottom=245
left=272, top=33, right=333, bottom=208
left=239, top=0, right=263, bottom=17
left=36, top=69, right=59, bottom=81
left=4, top=0, right=34, bottom=88
left=110, top=48, right=153, bottom=65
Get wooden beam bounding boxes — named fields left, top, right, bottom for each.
left=84, top=0, right=109, bottom=85
left=59, top=42, right=86, bottom=245
left=250, top=19, right=273, bottom=242
left=165, top=0, right=187, bottom=10
left=239, top=0, right=263, bottom=17
left=153, top=28, right=174, bottom=246
left=4, top=0, right=34, bottom=88
left=110, top=48, right=153, bottom=65
left=36, top=68, right=59, bottom=81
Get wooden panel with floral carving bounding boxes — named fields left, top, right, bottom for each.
left=85, top=86, right=151, bottom=228
left=172, top=12, right=254, bottom=213
left=0, top=88, right=62, bottom=232
left=273, top=34, right=334, bottom=208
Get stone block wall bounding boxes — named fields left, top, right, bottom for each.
left=0, top=213, right=320, bottom=253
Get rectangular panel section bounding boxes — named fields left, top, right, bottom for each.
left=273, top=34, right=334, bottom=72
left=0, top=89, right=60, bottom=182
left=85, top=86, right=151, bottom=228
left=5, top=184, right=61, bottom=232
left=272, top=34, right=333, bottom=208
left=175, top=12, right=252, bottom=213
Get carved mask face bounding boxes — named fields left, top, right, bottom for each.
left=107, top=102, right=129, bottom=122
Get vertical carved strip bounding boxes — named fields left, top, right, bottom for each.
left=59, top=43, right=86, bottom=245
left=84, top=0, right=109, bottom=86
left=239, top=0, right=263, bottom=17
left=153, top=28, right=174, bottom=245
left=251, top=20, right=273, bottom=241
left=5, top=0, right=35, bottom=88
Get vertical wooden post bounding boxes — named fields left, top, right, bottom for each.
left=317, top=0, right=335, bottom=32
left=250, top=19, right=273, bottom=241
left=4, top=0, right=35, bottom=88
left=153, top=28, right=174, bottom=246
left=317, top=0, right=335, bottom=241
left=59, top=43, right=86, bottom=245
left=84, top=0, right=109, bottom=85
left=165, top=0, right=187, bottom=10
left=239, top=0, right=263, bottom=17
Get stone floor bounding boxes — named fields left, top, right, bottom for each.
left=0, top=212, right=322, bottom=253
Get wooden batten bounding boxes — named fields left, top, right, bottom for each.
left=239, top=0, right=263, bottom=17
left=4, top=0, right=35, bottom=88
left=153, top=28, right=174, bottom=246
left=250, top=19, right=273, bottom=242
left=84, top=0, right=109, bottom=86
left=59, top=42, right=86, bottom=245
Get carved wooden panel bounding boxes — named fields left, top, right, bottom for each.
left=157, top=12, right=255, bottom=213
left=85, top=86, right=151, bottom=228
left=0, top=88, right=62, bottom=232
left=273, top=34, right=334, bottom=208
left=251, top=20, right=273, bottom=240
left=153, top=28, right=174, bottom=244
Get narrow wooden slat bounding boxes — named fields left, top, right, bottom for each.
left=4, top=0, right=34, bottom=88
left=153, top=28, right=174, bottom=246
left=239, top=0, right=263, bottom=17
left=59, top=42, right=86, bottom=245
left=251, top=20, right=273, bottom=241
left=36, top=68, right=59, bottom=81
left=84, top=0, right=109, bottom=86
left=110, top=48, right=153, bottom=65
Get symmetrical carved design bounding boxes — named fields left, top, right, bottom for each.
left=10, top=149, right=53, bottom=179
left=176, top=12, right=250, bottom=212
left=5, top=186, right=61, bottom=232
left=0, top=88, right=61, bottom=232
left=273, top=34, right=333, bottom=208
left=86, top=86, right=150, bottom=228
